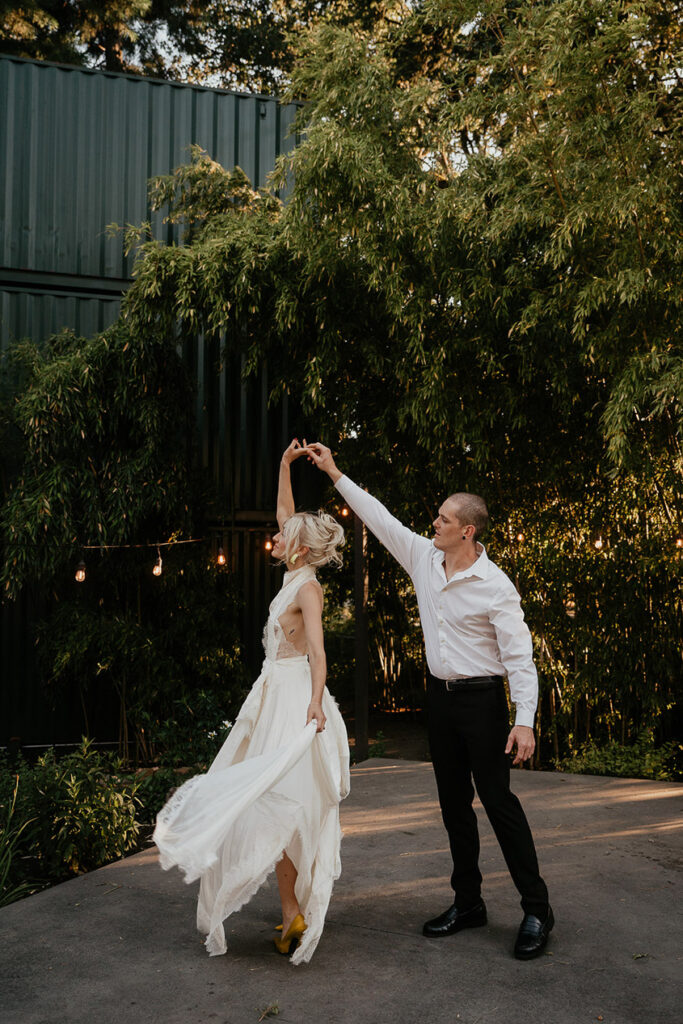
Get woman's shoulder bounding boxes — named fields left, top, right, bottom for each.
left=298, top=576, right=324, bottom=603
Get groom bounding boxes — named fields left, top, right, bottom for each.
left=305, top=443, right=553, bottom=959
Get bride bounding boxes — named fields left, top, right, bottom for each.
left=153, top=439, right=350, bottom=964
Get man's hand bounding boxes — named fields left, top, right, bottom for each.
left=505, top=725, right=535, bottom=766
left=303, top=442, right=342, bottom=483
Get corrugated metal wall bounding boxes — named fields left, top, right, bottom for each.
left=0, top=55, right=307, bottom=746
left=0, top=53, right=298, bottom=345
left=0, top=290, right=121, bottom=343
left=0, top=54, right=297, bottom=289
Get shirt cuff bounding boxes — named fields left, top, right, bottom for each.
left=514, top=707, right=536, bottom=729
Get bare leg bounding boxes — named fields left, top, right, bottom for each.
left=275, top=852, right=302, bottom=933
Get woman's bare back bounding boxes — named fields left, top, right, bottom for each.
left=276, top=579, right=323, bottom=658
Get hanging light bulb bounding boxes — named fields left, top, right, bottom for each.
left=153, top=547, right=163, bottom=576
left=516, top=532, right=525, bottom=543
left=340, top=506, right=350, bottom=518
left=594, top=536, right=603, bottom=550
left=676, top=537, right=683, bottom=550
left=75, top=561, right=86, bottom=583
left=264, top=534, right=273, bottom=551
left=217, top=547, right=226, bottom=566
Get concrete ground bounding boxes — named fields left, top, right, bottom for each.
left=1, top=761, right=682, bottom=1024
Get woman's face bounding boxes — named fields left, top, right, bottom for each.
left=271, top=530, right=286, bottom=560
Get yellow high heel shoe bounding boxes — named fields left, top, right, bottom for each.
left=274, top=913, right=307, bottom=955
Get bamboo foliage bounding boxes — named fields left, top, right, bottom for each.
left=0, top=322, right=247, bottom=757
left=121, top=1, right=682, bottom=754
left=2, top=1, right=681, bottom=760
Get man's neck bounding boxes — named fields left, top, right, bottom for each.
left=442, top=545, right=479, bottom=579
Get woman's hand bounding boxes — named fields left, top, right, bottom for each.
left=282, top=438, right=308, bottom=466
left=306, top=702, right=326, bottom=732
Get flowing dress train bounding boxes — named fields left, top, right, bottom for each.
left=153, top=565, right=350, bottom=964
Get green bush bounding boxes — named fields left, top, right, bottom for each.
left=557, top=732, right=682, bottom=782
left=0, top=776, right=36, bottom=907
left=0, top=738, right=141, bottom=899
left=34, top=554, right=248, bottom=765
left=134, top=766, right=200, bottom=825
left=137, top=690, right=233, bottom=768
left=369, top=730, right=387, bottom=759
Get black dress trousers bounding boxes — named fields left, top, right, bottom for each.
left=426, top=673, right=549, bottom=918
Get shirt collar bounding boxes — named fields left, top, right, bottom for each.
left=432, top=542, right=490, bottom=583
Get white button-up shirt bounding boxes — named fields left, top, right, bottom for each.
left=336, top=475, right=538, bottom=728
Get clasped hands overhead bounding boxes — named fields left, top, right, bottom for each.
left=282, top=439, right=339, bottom=480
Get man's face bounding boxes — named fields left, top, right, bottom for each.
left=432, top=498, right=468, bottom=551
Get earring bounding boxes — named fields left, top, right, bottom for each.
left=462, top=535, right=466, bottom=540
left=291, top=552, right=299, bottom=564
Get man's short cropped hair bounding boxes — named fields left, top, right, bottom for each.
left=447, top=492, right=489, bottom=541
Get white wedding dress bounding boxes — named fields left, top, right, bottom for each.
left=153, top=565, right=350, bottom=964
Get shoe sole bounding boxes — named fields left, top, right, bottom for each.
left=423, top=916, right=488, bottom=937
left=514, top=939, right=549, bottom=960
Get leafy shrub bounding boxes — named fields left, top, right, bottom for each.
left=557, top=732, right=682, bottom=782
left=134, top=766, right=200, bottom=824
left=35, top=554, right=248, bottom=764
left=0, top=738, right=141, bottom=900
left=138, top=690, right=233, bottom=768
left=0, top=776, right=36, bottom=907
left=369, top=730, right=387, bottom=758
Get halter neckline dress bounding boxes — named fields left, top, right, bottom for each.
left=154, top=565, right=350, bottom=964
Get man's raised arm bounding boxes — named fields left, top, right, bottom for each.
left=304, top=443, right=430, bottom=576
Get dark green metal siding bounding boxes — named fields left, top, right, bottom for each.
left=0, top=54, right=297, bottom=296
left=0, top=55, right=306, bottom=746
left=0, top=288, right=121, bottom=344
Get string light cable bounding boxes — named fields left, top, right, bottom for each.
left=74, top=537, right=204, bottom=583
left=79, top=537, right=204, bottom=551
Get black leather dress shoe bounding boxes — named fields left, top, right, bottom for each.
left=514, top=907, right=555, bottom=960
left=422, top=900, right=487, bottom=937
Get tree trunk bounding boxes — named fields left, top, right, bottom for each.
left=354, top=514, right=369, bottom=762
left=549, top=686, right=560, bottom=762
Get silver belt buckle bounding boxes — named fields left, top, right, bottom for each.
left=445, top=678, right=460, bottom=691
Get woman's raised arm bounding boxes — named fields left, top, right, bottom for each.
left=277, top=439, right=306, bottom=531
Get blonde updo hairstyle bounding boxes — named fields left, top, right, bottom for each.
left=281, top=511, right=345, bottom=569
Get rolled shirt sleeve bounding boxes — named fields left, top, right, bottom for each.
left=488, top=582, right=538, bottom=728
left=335, top=475, right=431, bottom=577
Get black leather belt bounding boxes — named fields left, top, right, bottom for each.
left=441, top=675, right=504, bottom=691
